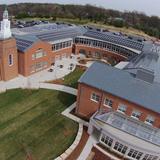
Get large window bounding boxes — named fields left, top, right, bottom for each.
left=113, top=142, right=128, bottom=154
left=127, top=149, right=143, bottom=160
left=104, top=98, right=113, bottom=108
left=142, top=154, right=158, bottom=160
left=100, top=134, right=113, bottom=147
left=52, top=40, right=72, bottom=51
left=91, top=93, right=100, bottom=102
left=32, top=49, right=46, bottom=60
left=8, top=54, right=13, bottom=66
left=117, top=104, right=127, bottom=113
left=145, top=115, right=155, bottom=125
left=74, top=37, right=135, bottom=59
left=131, top=110, right=141, bottom=119
left=30, top=61, right=48, bottom=73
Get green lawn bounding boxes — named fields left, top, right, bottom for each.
left=0, top=89, right=77, bottom=160
left=63, top=67, right=85, bottom=88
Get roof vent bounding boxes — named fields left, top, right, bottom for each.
left=136, top=68, right=155, bottom=83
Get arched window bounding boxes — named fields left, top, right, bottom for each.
left=8, top=54, right=13, bottom=66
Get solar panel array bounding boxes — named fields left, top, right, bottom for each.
left=95, top=112, right=160, bottom=146
left=36, top=26, right=86, bottom=42
left=84, top=30, right=144, bottom=51
left=16, top=38, right=35, bottom=52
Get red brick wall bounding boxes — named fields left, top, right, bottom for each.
left=18, top=42, right=127, bottom=77
left=0, top=38, right=18, bottom=81
left=76, top=83, right=160, bottom=128
left=18, top=41, right=72, bottom=76
left=74, top=44, right=127, bottom=62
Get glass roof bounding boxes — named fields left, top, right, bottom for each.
left=94, top=111, right=160, bottom=146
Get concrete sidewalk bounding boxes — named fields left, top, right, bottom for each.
left=62, top=102, right=89, bottom=126
left=39, top=83, right=77, bottom=95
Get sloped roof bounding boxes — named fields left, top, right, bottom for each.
left=14, top=34, right=40, bottom=52
left=84, top=30, right=144, bottom=51
left=35, top=26, right=86, bottom=42
left=79, top=61, right=160, bottom=114
left=125, top=42, right=160, bottom=83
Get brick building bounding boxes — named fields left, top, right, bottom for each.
left=0, top=9, right=146, bottom=81
left=76, top=61, right=160, bottom=159
left=0, top=7, right=159, bottom=160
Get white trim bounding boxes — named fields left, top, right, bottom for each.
left=90, top=98, right=99, bottom=103
left=104, top=104, right=112, bottom=108
left=90, top=92, right=100, bottom=103
left=103, top=98, right=113, bottom=108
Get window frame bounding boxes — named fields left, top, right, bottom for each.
left=90, top=92, right=100, bottom=103
left=8, top=54, right=13, bottom=66
left=131, top=110, right=141, bottom=120
left=104, top=98, right=113, bottom=108
left=145, top=115, right=155, bottom=125
left=117, top=104, right=127, bottom=114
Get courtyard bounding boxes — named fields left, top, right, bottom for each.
left=0, top=89, right=77, bottom=160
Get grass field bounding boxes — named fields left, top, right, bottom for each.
left=63, top=67, right=85, bottom=88
left=50, top=67, right=85, bottom=88
left=0, top=89, right=77, bottom=160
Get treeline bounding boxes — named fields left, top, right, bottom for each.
left=2, top=3, right=160, bottom=38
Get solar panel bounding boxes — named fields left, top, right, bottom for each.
left=36, top=26, right=84, bottom=42
left=16, top=38, right=35, bottom=52
left=84, top=30, right=144, bottom=51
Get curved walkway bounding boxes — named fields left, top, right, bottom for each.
left=39, top=83, right=77, bottom=95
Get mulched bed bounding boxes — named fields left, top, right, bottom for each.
left=91, top=147, right=113, bottom=160
left=66, top=126, right=89, bottom=160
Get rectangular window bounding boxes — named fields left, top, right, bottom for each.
left=145, top=115, right=155, bottom=125
left=91, top=93, right=100, bottom=102
left=53, top=40, right=72, bottom=51
left=100, top=134, right=113, bottom=147
left=104, top=98, right=113, bottom=108
left=113, top=142, right=128, bottom=154
left=117, top=104, right=127, bottom=113
left=35, top=61, right=48, bottom=71
left=8, top=54, right=13, bottom=66
left=128, top=149, right=143, bottom=160
left=143, top=154, right=158, bottom=160
left=35, top=52, right=43, bottom=59
left=32, top=49, right=46, bottom=60
left=131, top=110, right=141, bottom=119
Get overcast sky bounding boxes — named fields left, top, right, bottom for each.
left=0, top=0, right=159, bottom=16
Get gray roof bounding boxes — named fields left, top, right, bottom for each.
left=79, top=61, right=160, bottom=114
left=35, top=26, right=86, bottom=42
left=14, top=34, right=40, bottom=52
left=13, top=25, right=87, bottom=53
left=125, top=42, right=160, bottom=83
